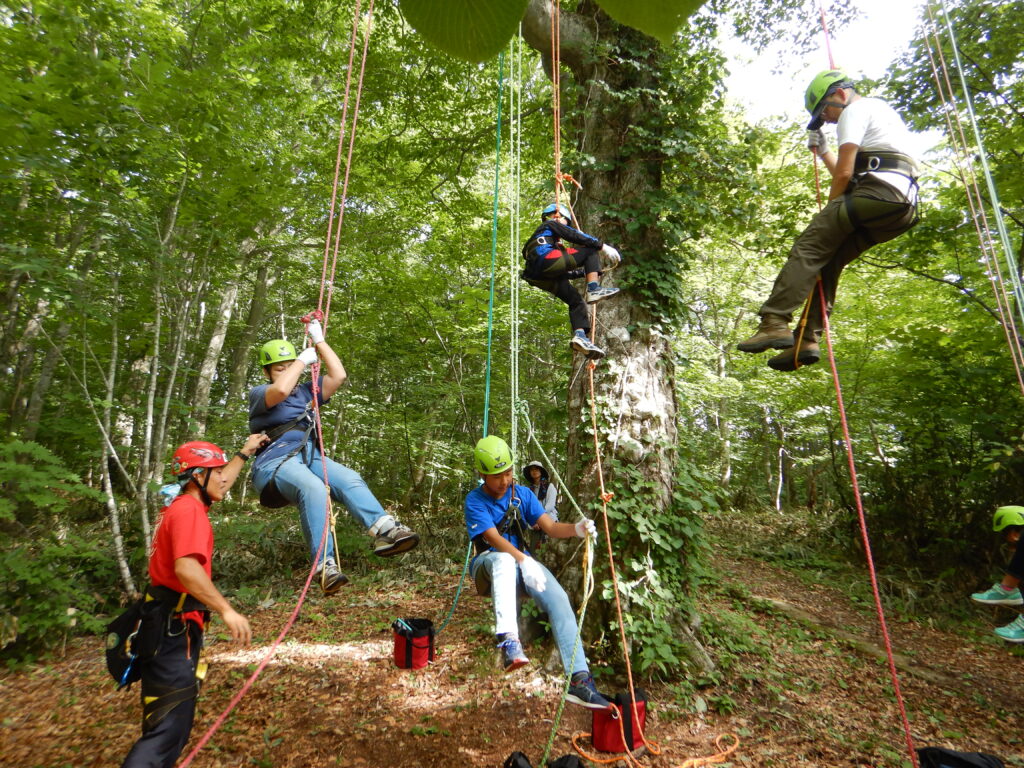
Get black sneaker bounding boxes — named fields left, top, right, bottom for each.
left=373, top=522, right=420, bottom=557
left=566, top=674, right=611, bottom=710
left=315, top=561, right=349, bottom=595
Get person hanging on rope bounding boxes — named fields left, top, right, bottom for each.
left=248, top=316, right=419, bottom=594
left=736, top=69, right=920, bottom=371
left=970, top=505, right=1024, bottom=643
left=120, top=436, right=264, bottom=768
left=521, top=202, right=623, bottom=360
left=466, top=435, right=610, bottom=710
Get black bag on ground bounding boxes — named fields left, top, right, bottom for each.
left=547, top=756, right=584, bottom=768
left=503, top=752, right=533, bottom=768
left=104, top=598, right=168, bottom=690
left=917, top=747, right=1005, bottom=768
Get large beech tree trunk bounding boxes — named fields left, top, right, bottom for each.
left=523, top=1, right=703, bottom=667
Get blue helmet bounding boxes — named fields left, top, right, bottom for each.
left=541, top=202, right=571, bottom=222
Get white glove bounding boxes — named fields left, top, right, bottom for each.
left=519, top=556, right=547, bottom=593
left=600, top=244, right=620, bottom=261
left=297, top=347, right=318, bottom=366
left=574, top=518, right=597, bottom=539
left=807, top=129, right=828, bottom=156
left=307, top=318, right=325, bottom=345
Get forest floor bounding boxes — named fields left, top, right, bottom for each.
left=2, top=519, right=1024, bottom=768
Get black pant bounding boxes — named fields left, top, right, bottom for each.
left=122, top=619, right=202, bottom=768
left=523, top=247, right=600, bottom=333
left=1007, top=543, right=1024, bottom=581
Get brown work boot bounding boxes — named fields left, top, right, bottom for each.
left=736, top=314, right=794, bottom=353
left=767, top=341, right=821, bottom=372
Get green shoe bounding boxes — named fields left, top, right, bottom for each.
left=993, top=615, right=1024, bottom=643
left=971, top=583, right=1023, bottom=606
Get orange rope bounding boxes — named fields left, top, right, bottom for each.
left=550, top=0, right=562, bottom=205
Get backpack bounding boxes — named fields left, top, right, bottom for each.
left=917, top=747, right=1005, bottom=768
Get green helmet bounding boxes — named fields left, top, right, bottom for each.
left=474, top=435, right=513, bottom=475
left=805, top=69, right=854, bottom=129
left=258, top=339, right=297, bottom=367
left=992, top=505, right=1024, bottom=532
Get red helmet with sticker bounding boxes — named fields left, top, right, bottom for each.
left=171, top=441, right=229, bottom=477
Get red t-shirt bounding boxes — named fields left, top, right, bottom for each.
left=149, top=493, right=213, bottom=625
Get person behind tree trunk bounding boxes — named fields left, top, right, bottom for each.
left=121, top=435, right=263, bottom=768
left=522, top=460, right=558, bottom=520
left=465, top=436, right=610, bottom=710
left=248, top=317, right=419, bottom=594
left=521, top=202, right=623, bottom=361
left=737, top=70, right=920, bottom=371
left=970, top=505, right=1024, bottom=643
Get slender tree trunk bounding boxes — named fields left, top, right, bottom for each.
left=227, top=263, right=273, bottom=407
left=100, top=274, right=137, bottom=593
left=192, top=281, right=239, bottom=434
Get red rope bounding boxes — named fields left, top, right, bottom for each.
left=817, top=1, right=836, bottom=69
left=177, top=5, right=375, bottom=763
left=818, top=283, right=918, bottom=768
left=550, top=0, right=562, bottom=205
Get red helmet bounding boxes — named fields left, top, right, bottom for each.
left=171, top=441, right=229, bottom=477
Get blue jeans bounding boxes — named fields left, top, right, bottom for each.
left=471, top=551, right=588, bottom=676
left=252, top=446, right=387, bottom=566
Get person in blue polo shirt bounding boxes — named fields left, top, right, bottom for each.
left=465, top=435, right=609, bottom=710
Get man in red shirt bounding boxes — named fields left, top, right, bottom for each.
left=121, top=434, right=264, bottom=768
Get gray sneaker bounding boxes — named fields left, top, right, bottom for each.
left=374, top=522, right=420, bottom=557
left=315, top=561, right=349, bottom=595
left=570, top=333, right=606, bottom=360
left=566, top=673, right=612, bottom=710
left=585, top=285, right=619, bottom=304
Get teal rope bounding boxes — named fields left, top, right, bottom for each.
left=483, top=49, right=505, bottom=436
left=439, top=51, right=505, bottom=636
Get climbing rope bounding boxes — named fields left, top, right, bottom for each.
left=920, top=2, right=1024, bottom=394
left=177, top=4, right=375, bottom=764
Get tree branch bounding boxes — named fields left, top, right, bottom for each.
left=521, top=0, right=597, bottom=76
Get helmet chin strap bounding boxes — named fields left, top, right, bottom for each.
left=189, top=469, right=214, bottom=506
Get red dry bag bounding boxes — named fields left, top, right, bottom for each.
left=392, top=618, right=435, bottom=670
left=591, top=690, right=647, bottom=753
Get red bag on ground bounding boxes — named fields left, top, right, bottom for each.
left=591, top=690, right=647, bottom=753
left=392, top=618, right=434, bottom=670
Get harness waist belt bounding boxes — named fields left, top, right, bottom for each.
left=145, top=584, right=208, bottom=614
left=854, top=152, right=919, bottom=179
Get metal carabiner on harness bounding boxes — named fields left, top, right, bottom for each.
left=866, top=155, right=882, bottom=171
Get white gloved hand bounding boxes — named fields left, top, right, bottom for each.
left=297, top=347, right=319, bottom=366
left=307, top=318, right=325, bottom=345
left=807, top=129, right=828, bottom=156
left=574, top=518, right=598, bottom=540
left=519, top=556, right=547, bottom=593
left=600, top=244, right=620, bottom=261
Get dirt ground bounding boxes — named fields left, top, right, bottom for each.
left=2, top=548, right=1022, bottom=767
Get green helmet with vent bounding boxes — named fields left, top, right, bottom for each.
left=993, top=505, right=1024, bottom=532
left=805, top=69, right=854, bottom=129
left=259, top=339, right=297, bottom=367
left=474, top=436, right=513, bottom=475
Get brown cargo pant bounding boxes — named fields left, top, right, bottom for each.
left=759, top=175, right=918, bottom=338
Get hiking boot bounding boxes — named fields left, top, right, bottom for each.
left=566, top=673, right=612, bottom=710
left=570, top=332, right=605, bottom=360
left=498, top=636, right=529, bottom=672
left=373, top=522, right=420, bottom=557
left=315, top=561, right=349, bottom=595
left=586, top=285, right=620, bottom=304
left=767, top=341, right=821, bottom=372
left=736, top=314, right=794, bottom=353
left=972, top=583, right=1024, bottom=606
left=993, top=615, right=1024, bottom=643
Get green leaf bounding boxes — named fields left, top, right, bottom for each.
left=595, top=0, right=707, bottom=45
left=398, top=0, right=530, bottom=62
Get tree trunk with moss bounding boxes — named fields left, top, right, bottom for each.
left=522, top=0, right=712, bottom=676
